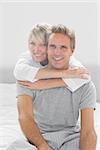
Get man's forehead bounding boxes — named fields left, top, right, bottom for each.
left=48, top=33, right=70, bottom=44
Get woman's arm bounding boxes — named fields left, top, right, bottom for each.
left=35, top=56, right=89, bottom=80
left=13, top=52, right=40, bottom=82
left=80, top=108, right=97, bottom=150
left=35, top=67, right=89, bottom=80
left=14, top=52, right=89, bottom=82
left=18, top=78, right=66, bottom=90
left=17, top=95, right=53, bottom=150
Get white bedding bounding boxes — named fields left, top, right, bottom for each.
left=0, top=84, right=25, bottom=150
left=0, top=84, right=100, bottom=150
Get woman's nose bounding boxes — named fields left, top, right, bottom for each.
left=34, top=45, right=41, bottom=52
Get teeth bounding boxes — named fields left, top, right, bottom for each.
left=35, top=55, right=41, bottom=57
left=53, top=57, right=63, bottom=61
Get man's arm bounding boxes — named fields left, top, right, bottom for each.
left=80, top=108, right=97, bottom=150
left=17, top=95, right=52, bottom=150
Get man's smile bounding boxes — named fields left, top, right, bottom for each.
left=53, top=56, right=64, bottom=61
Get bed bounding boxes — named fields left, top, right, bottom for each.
left=0, top=84, right=25, bottom=150
left=0, top=83, right=100, bottom=150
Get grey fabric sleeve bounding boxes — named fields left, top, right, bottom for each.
left=16, top=83, right=33, bottom=98
left=79, top=81, right=96, bottom=110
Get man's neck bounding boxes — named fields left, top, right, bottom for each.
left=48, top=64, right=69, bottom=70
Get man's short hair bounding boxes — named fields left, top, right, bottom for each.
left=50, top=24, right=75, bottom=49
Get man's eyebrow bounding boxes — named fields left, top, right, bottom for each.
left=49, top=44, right=68, bottom=47
left=61, top=45, right=68, bottom=48
left=48, top=44, right=56, bottom=46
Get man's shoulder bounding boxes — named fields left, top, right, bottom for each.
left=77, top=81, right=96, bottom=110
left=81, top=80, right=96, bottom=91
left=78, top=80, right=96, bottom=99
left=16, top=83, right=34, bottom=98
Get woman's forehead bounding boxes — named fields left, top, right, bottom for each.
left=30, top=35, right=45, bottom=43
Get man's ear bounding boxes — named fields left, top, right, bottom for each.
left=71, top=49, right=75, bottom=55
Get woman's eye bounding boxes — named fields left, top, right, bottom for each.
left=30, top=42, right=35, bottom=45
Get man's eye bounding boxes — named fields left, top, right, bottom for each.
left=61, top=46, right=68, bottom=50
left=49, top=45, right=56, bottom=49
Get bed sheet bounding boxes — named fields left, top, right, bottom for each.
left=0, top=84, right=25, bottom=149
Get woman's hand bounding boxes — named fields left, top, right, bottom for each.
left=64, top=67, right=90, bottom=79
left=17, top=80, right=36, bottom=89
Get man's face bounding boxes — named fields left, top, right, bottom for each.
left=47, top=33, right=74, bottom=69
left=29, top=38, right=47, bottom=63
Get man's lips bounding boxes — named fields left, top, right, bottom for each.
left=53, top=57, right=64, bottom=61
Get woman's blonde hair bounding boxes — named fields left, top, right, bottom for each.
left=28, top=23, right=51, bottom=45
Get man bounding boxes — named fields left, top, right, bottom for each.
left=7, top=24, right=96, bottom=150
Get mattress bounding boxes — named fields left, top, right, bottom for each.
left=0, top=83, right=100, bottom=150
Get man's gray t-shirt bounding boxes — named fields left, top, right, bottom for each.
left=16, top=81, right=96, bottom=149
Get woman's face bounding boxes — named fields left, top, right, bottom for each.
left=29, top=37, right=47, bottom=63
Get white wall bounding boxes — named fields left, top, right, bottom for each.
left=0, top=1, right=99, bottom=64
left=0, top=1, right=99, bottom=79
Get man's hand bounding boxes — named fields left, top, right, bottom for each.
left=38, top=143, right=53, bottom=150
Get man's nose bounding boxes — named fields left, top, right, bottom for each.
left=54, top=47, right=62, bottom=55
